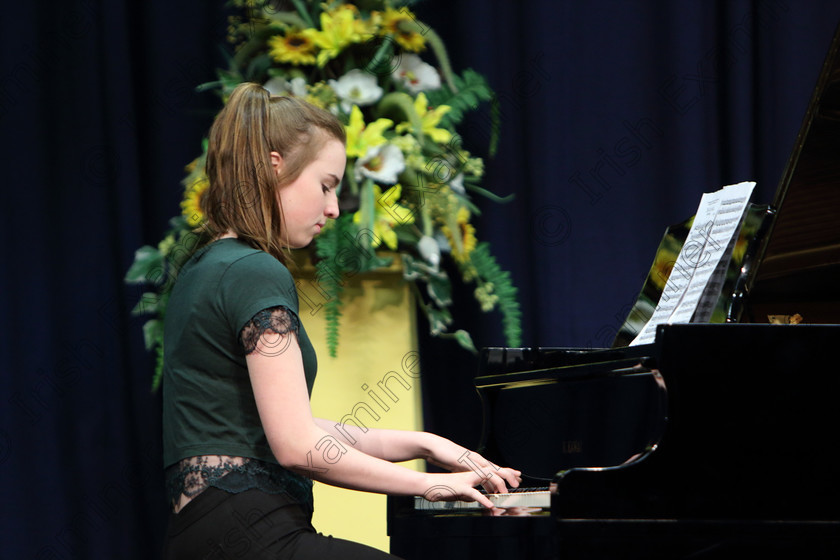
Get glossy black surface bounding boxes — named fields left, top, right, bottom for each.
left=389, top=21, right=840, bottom=560
left=738, top=20, right=840, bottom=324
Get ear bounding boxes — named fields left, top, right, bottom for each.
left=269, top=151, right=283, bottom=174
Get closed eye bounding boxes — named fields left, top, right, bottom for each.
left=324, top=173, right=341, bottom=194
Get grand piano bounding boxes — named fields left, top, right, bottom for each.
left=388, top=20, right=840, bottom=560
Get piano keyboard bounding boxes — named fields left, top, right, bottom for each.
left=414, top=487, right=550, bottom=511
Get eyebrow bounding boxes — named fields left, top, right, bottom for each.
left=326, top=173, right=341, bottom=188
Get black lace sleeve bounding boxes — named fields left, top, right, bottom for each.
left=239, top=306, right=300, bottom=356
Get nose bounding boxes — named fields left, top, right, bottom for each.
left=325, top=191, right=339, bottom=219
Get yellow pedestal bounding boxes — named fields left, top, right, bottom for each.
left=293, top=253, right=423, bottom=553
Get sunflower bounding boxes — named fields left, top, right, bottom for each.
left=181, top=174, right=208, bottom=227
left=378, top=7, right=426, bottom=52
left=267, top=30, right=317, bottom=66
left=441, top=206, right=477, bottom=263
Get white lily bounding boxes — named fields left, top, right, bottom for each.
left=289, top=77, right=308, bottom=97
left=418, top=235, right=441, bottom=269
left=263, top=76, right=308, bottom=97
left=392, top=53, right=441, bottom=94
left=448, top=172, right=465, bottom=195
left=354, top=144, right=406, bottom=185
left=329, top=69, right=383, bottom=112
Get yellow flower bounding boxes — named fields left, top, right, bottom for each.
left=396, top=92, right=452, bottom=144
left=267, top=30, right=317, bottom=65
left=181, top=173, right=208, bottom=227
left=390, top=134, right=425, bottom=170
left=354, top=183, right=415, bottom=250
left=304, top=80, right=338, bottom=109
left=345, top=105, right=394, bottom=158
left=441, top=206, right=477, bottom=263
left=474, top=283, right=499, bottom=312
left=303, top=4, right=370, bottom=67
left=378, top=7, right=426, bottom=52
left=157, top=233, right=176, bottom=257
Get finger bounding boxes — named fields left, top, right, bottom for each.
left=480, top=471, right=508, bottom=494
left=497, top=468, right=522, bottom=488
left=479, top=469, right=514, bottom=493
left=471, top=488, right=494, bottom=509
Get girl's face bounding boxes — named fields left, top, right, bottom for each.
left=274, top=139, right=346, bottom=248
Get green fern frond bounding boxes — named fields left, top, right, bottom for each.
left=311, top=213, right=394, bottom=356
left=425, top=69, right=494, bottom=125
left=468, top=242, right=522, bottom=347
left=425, top=69, right=500, bottom=154
left=313, top=217, right=349, bottom=357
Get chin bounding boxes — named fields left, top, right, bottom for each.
left=290, top=238, right=314, bottom=249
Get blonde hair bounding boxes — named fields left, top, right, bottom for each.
left=200, top=82, right=346, bottom=262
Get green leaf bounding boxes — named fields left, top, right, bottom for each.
left=131, top=292, right=161, bottom=316
left=424, top=69, right=501, bottom=156
left=467, top=243, right=523, bottom=347
left=425, top=306, right=452, bottom=336
left=401, top=253, right=445, bottom=282
left=452, top=329, right=477, bottom=353
left=425, top=69, right=495, bottom=127
left=142, top=319, right=164, bottom=352
left=290, top=0, right=316, bottom=28
left=125, top=246, right=164, bottom=285
left=425, top=274, right=452, bottom=307
left=313, top=214, right=359, bottom=356
left=244, top=53, right=273, bottom=82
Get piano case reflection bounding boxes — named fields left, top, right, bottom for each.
left=388, top=20, right=840, bottom=560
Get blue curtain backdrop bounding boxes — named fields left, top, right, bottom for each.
left=1, top=1, right=839, bottom=558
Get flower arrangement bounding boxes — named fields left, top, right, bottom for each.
left=126, top=0, right=522, bottom=389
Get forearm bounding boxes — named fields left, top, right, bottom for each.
left=312, top=418, right=488, bottom=475
left=275, top=423, right=432, bottom=496
left=314, top=418, right=438, bottom=463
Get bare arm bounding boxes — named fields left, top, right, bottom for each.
left=246, top=329, right=519, bottom=506
left=313, top=419, right=510, bottom=481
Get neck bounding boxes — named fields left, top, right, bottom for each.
left=216, top=230, right=237, bottom=240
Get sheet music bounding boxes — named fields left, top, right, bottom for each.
left=630, top=181, right=755, bottom=346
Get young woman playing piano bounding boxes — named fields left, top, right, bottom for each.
left=160, top=82, right=521, bottom=559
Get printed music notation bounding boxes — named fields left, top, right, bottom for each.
left=631, top=181, right=756, bottom=345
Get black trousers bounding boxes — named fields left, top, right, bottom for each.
left=162, top=487, right=402, bottom=559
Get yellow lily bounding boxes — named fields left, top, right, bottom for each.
left=396, top=92, right=452, bottom=144
left=345, top=105, right=394, bottom=158
left=354, top=183, right=415, bottom=250
left=303, top=4, right=371, bottom=67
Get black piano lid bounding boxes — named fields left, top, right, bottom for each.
left=741, top=19, right=840, bottom=323
left=547, top=21, right=840, bottom=540
left=390, top=22, right=840, bottom=560
left=612, top=20, right=840, bottom=344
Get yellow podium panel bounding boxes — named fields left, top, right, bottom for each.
left=293, top=254, right=423, bottom=553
